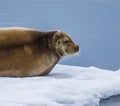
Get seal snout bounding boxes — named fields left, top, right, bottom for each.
left=74, top=45, right=79, bottom=52
left=76, top=45, right=79, bottom=51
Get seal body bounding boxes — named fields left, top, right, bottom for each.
left=0, top=27, right=79, bottom=77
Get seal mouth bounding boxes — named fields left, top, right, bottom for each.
left=67, top=46, right=79, bottom=55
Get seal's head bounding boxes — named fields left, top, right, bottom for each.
left=53, top=31, right=79, bottom=57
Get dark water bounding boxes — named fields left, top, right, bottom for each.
left=100, top=95, right=120, bottom=106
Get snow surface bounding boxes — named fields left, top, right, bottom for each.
left=0, top=64, right=120, bottom=106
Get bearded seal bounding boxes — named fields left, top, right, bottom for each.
left=0, top=27, right=79, bottom=77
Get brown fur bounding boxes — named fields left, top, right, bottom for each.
left=0, top=27, right=79, bottom=77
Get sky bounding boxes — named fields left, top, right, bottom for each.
left=0, top=0, right=119, bottom=70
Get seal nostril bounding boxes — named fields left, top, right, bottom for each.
left=76, top=45, right=79, bottom=50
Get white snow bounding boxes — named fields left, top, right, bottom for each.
left=0, top=64, right=120, bottom=106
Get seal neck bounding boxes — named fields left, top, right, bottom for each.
left=46, top=33, right=63, bottom=60
left=35, top=31, right=63, bottom=60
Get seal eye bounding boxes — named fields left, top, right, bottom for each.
left=58, top=41, right=60, bottom=44
left=63, top=40, right=69, bottom=44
